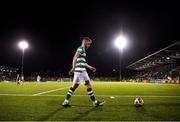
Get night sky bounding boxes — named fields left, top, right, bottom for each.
left=0, top=1, right=179, bottom=76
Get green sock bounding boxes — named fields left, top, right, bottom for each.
left=87, top=88, right=96, bottom=101
left=65, top=87, right=75, bottom=100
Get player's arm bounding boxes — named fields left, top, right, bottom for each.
left=72, top=52, right=80, bottom=69
left=86, top=63, right=96, bottom=72
left=69, top=52, right=80, bottom=75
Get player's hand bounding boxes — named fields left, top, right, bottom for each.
left=90, top=67, right=96, bottom=72
left=69, top=68, right=75, bottom=76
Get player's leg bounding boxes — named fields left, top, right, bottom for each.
left=83, top=71, right=105, bottom=107
left=85, top=82, right=105, bottom=107
left=62, top=83, right=79, bottom=106
left=17, top=80, right=20, bottom=85
left=62, top=72, right=80, bottom=106
left=85, top=81, right=96, bottom=102
left=65, top=83, right=79, bottom=101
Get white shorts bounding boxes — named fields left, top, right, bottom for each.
left=73, top=71, right=90, bottom=84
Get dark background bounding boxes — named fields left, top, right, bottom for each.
left=0, top=1, right=179, bottom=77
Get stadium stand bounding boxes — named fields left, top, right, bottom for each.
left=24, top=76, right=116, bottom=82
left=0, top=65, right=18, bottom=81
left=127, top=41, right=180, bottom=83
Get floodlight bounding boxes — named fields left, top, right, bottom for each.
left=18, top=40, right=29, bottom=80
left=18, top=41, right=28, bottom=50
left=114, top=34, right=128, bottom=81
left=114, top=36, right=127, bottom=50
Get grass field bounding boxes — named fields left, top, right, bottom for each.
left=0, top=82, right=180, bottom=121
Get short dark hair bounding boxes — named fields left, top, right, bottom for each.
left=83, top=37, right=92, bottom=42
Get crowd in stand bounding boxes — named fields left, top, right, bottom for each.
left=1, top=64, right=179, bottom=82
left=133, top=64, right=180, bottom=81
left=0, top=66, right=18, bottom=81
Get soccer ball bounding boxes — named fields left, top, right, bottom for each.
left=134, top=98, right=144, bottom=107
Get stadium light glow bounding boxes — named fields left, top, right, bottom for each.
left=114, top=34, right=128, bottom=81
left=18, top=40, right=29, bottom=81
left=18, top=41, right=28, bottom=50
left=114, top=35, right=127, bottom=50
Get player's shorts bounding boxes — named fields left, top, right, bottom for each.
left=73, top=71, right=90, bottom=85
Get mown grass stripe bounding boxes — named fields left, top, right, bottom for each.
left=0, top=94, right=180, bottom=98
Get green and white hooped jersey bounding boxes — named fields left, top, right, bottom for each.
left=75, top=45, right=86, bottom=72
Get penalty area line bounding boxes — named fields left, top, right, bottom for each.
left=31, top=86, right=71, bottom=96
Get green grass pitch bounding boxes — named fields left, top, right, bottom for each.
left=0, top=82, right=180, bottom=121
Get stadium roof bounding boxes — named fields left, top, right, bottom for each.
left=127, top=41, right=180, bottom=70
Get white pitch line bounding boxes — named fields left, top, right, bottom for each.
left=0, top=94, right=32, bottom=96
left=32, top=86, right=71, bottom=96
left=0, top=94, right=180, bottom=98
